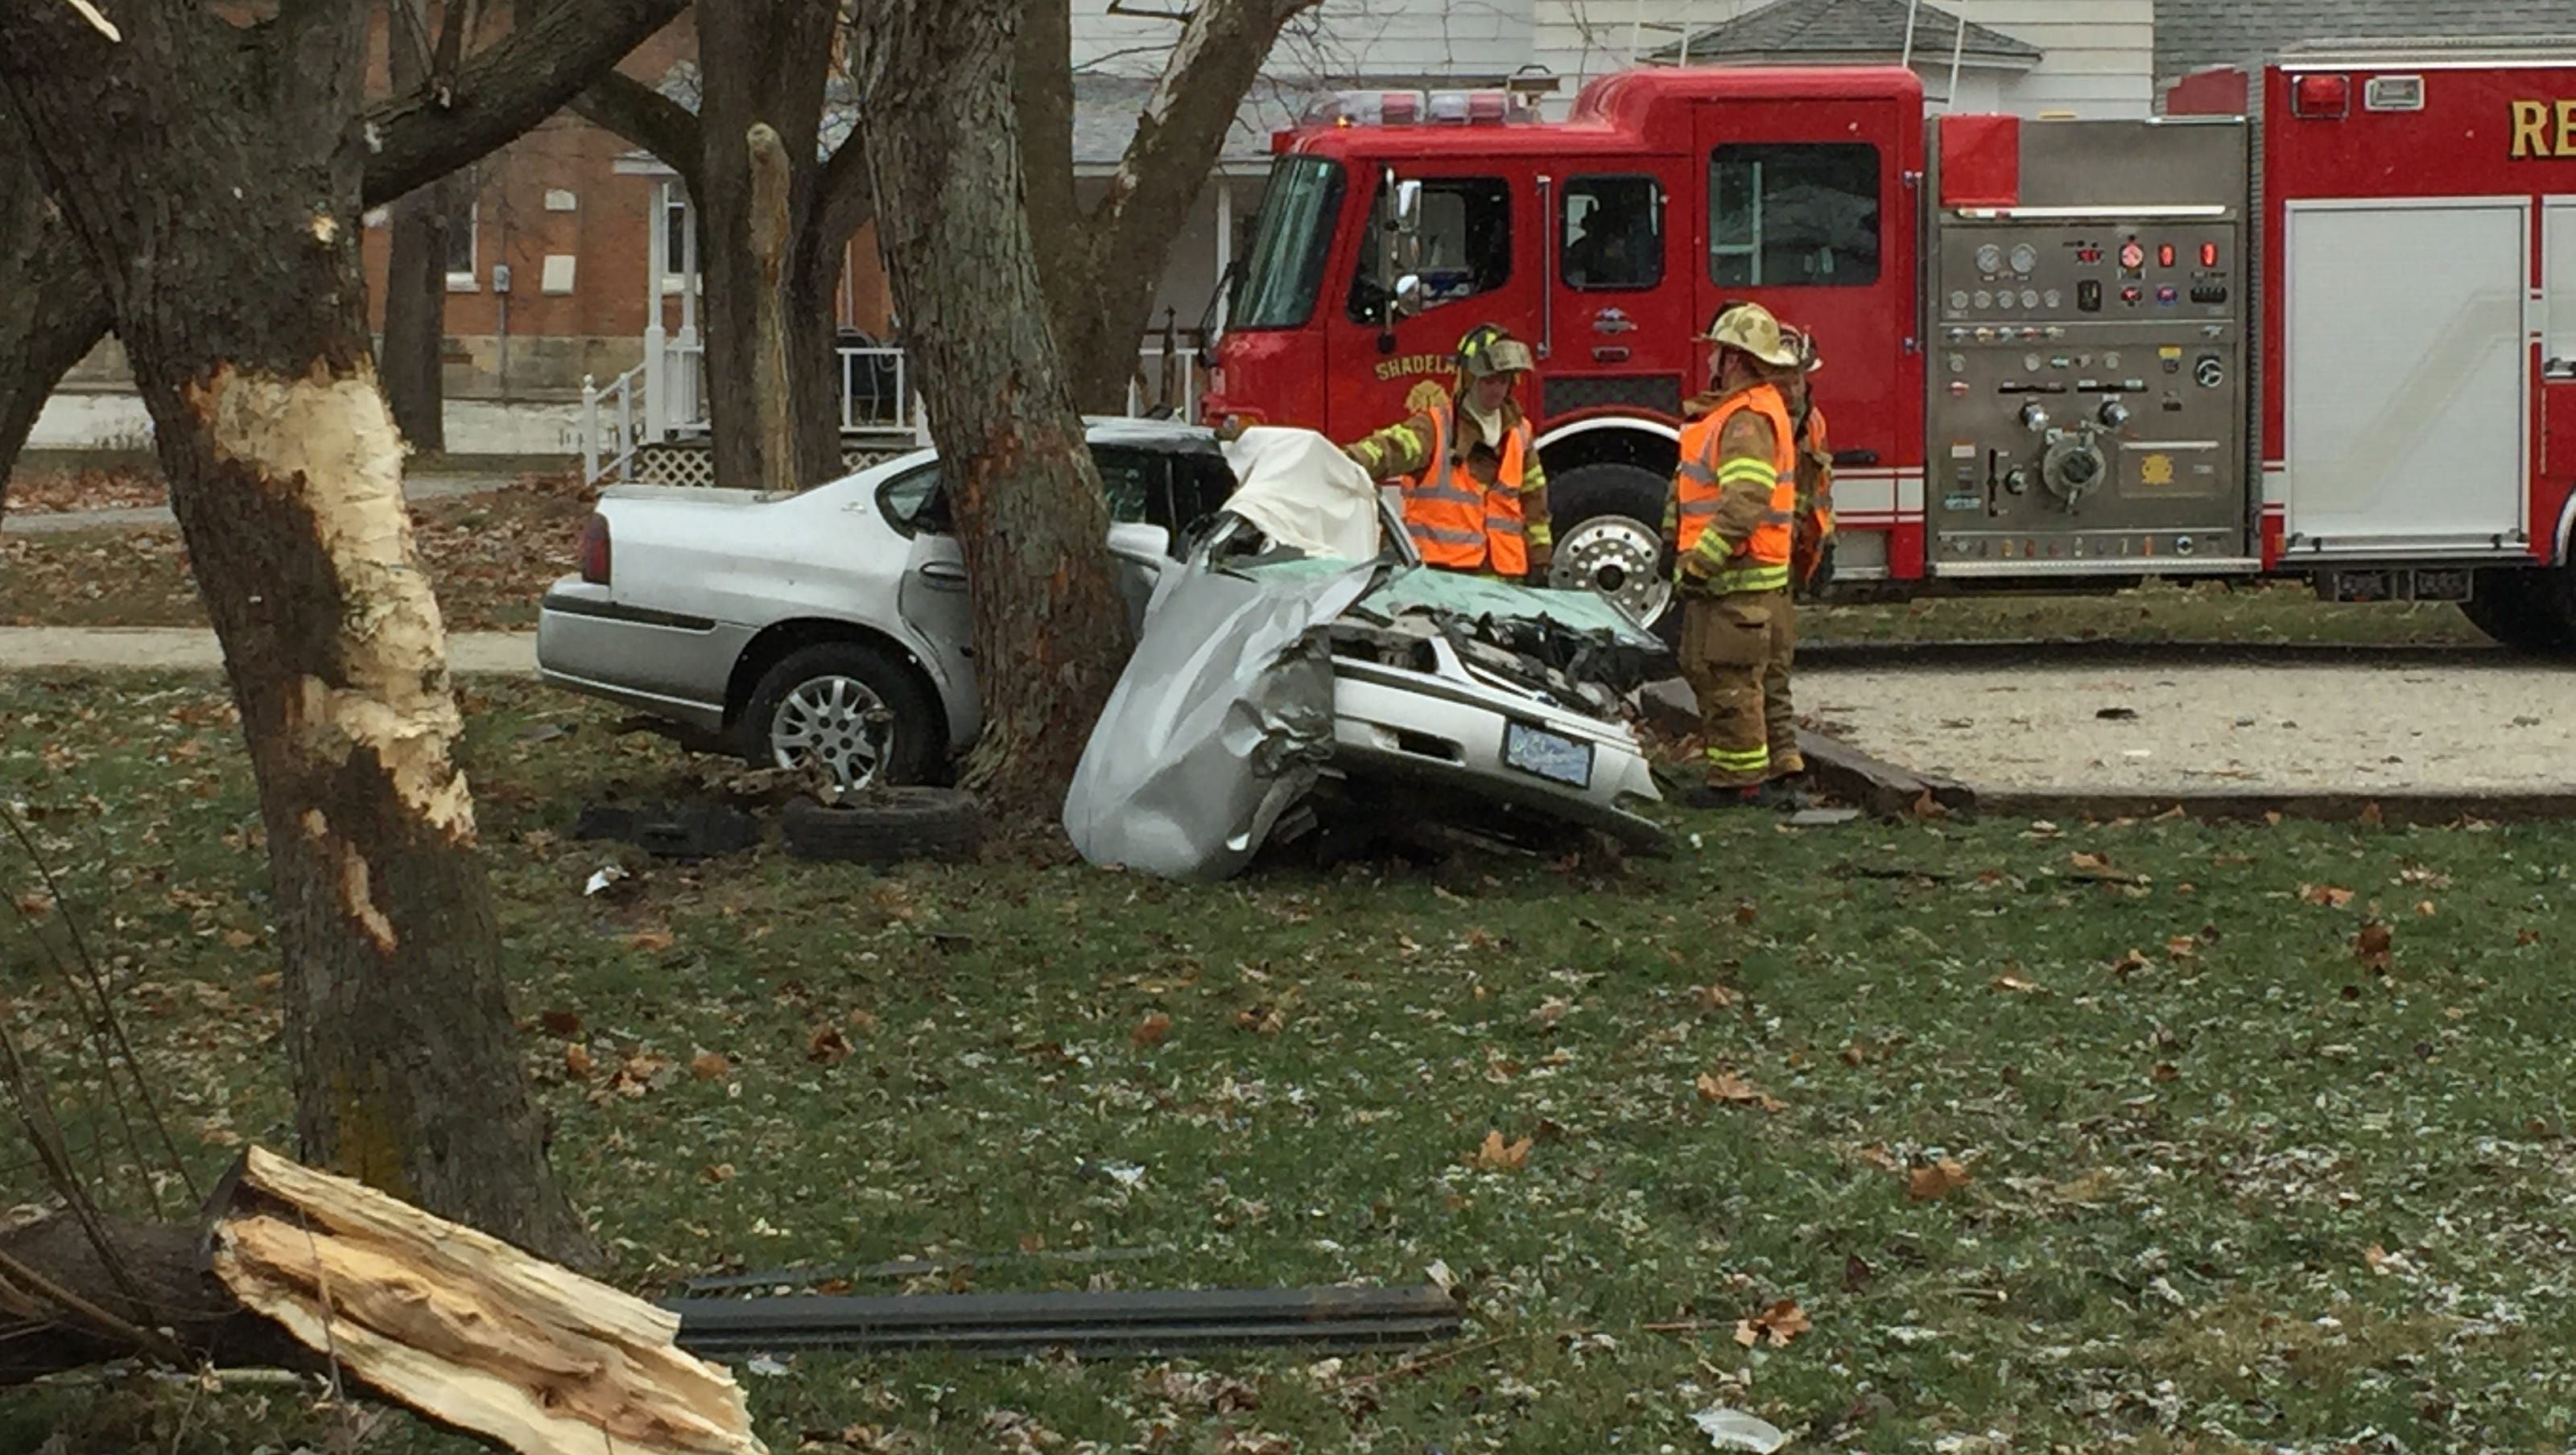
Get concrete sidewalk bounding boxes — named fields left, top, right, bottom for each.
left=0, top=628, right=537, bottom=676
left=2, top=473, right=518, bottom=536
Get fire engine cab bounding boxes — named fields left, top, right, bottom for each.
left=1199, top=50, right=2576, bottom=649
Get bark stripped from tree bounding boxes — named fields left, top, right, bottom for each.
left=0, top=1148, right=761, bottom=1455
left=0, top=0, right=686, bottom=488
left=0, top=2, right=592, bottom=1265
left=1017, top=0, right=1321, bottom=414
left=690, top=0, right=850, bottom=490
left=747, top=121, right=799, bottom=497
left=856, top=0, right=1136, bottom=814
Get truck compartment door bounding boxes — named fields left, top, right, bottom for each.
left=2541, top=200, right=2576, bottom=496
left=2281, top=199, right=2530, bottom=557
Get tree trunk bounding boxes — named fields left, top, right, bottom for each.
left=580, top=61, right=868, bottom=488
left=380, top=7, right=454, bottom=457
left=1017, top=0, right=1319, bottom=415
left=380, top=178, right=456, bottom=455
left=693, top=0, right=842, bottom=491
left=857, top=0, right=1136, bottom=816
left=0, top=4, right=594, bottom=1267
left=0, top=106, right=113, bottom=496
left=0, top=0, right=686, bottom=496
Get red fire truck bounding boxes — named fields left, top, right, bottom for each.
left=1199, top=52, right=2576, bottom=648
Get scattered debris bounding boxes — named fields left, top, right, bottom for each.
left=572, top=802, right=762, bottom=860
left=207, top=1148, right=762, bottom=1455
left=666, top=1284, right=1463, bottom=1357
left=582, top=864, right=630, bottom=897
left=780, top=789, right=983, bottom=865
left=1691, top=1404, right=1789, bottom=1453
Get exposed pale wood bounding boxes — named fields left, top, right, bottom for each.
left=211, top=1148, right=762, bottom=1455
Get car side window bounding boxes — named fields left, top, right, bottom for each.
left=879, top=462, right=943, bottom=531
left=1092, top=447, right=1160, bottom=526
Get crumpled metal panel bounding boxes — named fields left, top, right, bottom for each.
left=1062, top=558, right=1384, bottom=881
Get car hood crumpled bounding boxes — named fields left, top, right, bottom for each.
left=1063, top=556, right=1382, bottom=881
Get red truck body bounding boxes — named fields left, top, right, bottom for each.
left=1201, top=53, right=2576, bottom=641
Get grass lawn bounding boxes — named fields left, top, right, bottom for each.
left=0, top=477, right=589, bottom=632
left=3, top=672, right=2573, bottom=1453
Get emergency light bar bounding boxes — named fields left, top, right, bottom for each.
left=1301, top=88, right=1538, bottom=127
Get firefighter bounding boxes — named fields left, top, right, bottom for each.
left=1343, top=323, right=1553, bottom=582
left=1781, top=324, right=1836, bottom=596
left=1666, top=302, right=1808, bottom=810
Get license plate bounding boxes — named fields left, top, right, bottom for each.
left=1503, top=721, right=1594, bottom=789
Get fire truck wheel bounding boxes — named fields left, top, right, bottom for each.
left=2459, top=570, right=2574, bottom=655
left=1546, top=462, right=1677, bottom=640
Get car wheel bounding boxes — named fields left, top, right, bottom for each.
left=780, top=789, right=984, bottom=864
left=1546, top=462, right=1675, bottom=638
left=741, top=641, right=941, bottom=791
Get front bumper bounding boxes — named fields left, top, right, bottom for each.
left=1328, top=655, right=1666, bottom=849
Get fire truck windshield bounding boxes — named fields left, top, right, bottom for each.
left=1232, top=156, right=1345, bottom=329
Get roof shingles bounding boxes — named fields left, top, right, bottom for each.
left=2158, top=1, right=2576, bottom=89
left=1653, top=0, right=2042, bottom=67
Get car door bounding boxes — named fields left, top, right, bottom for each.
left=886, top=460, right=978, bottom=686
left=891, top=443, right=1215, bottom=658
left=1550, top=164, right=1695, bottom=422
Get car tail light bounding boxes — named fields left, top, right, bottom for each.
left=580, top=511, right=611, bottom=585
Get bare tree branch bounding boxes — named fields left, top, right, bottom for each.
left=812, top=127, right=875, bottom=265
left=572, top=65, right=704, bottom=193
left=362, top=0, right=688, bottom=207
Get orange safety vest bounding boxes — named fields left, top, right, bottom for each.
left=1792, top=401, right=1836, bottom=589
left=1402, top=409, right=1531, bottom=576
left=1675, top=383, right=1797, bottom=592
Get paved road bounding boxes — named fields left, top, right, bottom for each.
left=0, top=628, right=537, bottom=676
left=2, top=473, right=515, bottom=536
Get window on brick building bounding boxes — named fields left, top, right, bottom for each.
left=444, top=196, right=478, bottom=291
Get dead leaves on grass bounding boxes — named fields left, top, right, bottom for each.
left=1463, top=1130, right=1533, bottom=1172
left=1696, top=1070, right=1785, bottom=1113
left=1906, top=1157, right=1975, bottom=1202
left=1733, top=1298, right=1810, bottom=1348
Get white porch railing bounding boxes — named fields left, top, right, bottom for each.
left=579, top=361, right=646, bottom=484
left=581, top=339, right=1208, bottom=484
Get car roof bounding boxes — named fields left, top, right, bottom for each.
left=1080, top=415, right=1225, bottom=455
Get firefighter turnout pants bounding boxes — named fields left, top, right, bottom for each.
left=1678, top=587, right=1801, bottom=788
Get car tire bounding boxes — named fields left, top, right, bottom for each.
left=779, top=789, right=984, bottom=865
left=1546, top=461, right=1677, bottom=643
left=740, top=641, right=943, bottom=789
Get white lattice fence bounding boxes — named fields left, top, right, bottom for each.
left=630, top=442, right=916, bottom=489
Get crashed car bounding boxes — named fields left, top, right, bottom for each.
left=535, top=418, right=1667, bottom=864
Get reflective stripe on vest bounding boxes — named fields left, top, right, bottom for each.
left=1674, top=384, right=1798, bottom=572
left=1402, top=410, right=1530, bottom=575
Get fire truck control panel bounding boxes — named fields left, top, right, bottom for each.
left=1926, top=117, right=2251, bottom=571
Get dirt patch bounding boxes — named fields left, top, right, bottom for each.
left=4, top=464, right=167, bottom=515
left=1803, top=660, right=2576, bottom=794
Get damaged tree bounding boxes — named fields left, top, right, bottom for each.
left=0, top=1148, right=761, bottom=1455
left=853, top=0, right=1137, bottom=812
left=0, top=0, right=687, bottom=494
left=576, top=0, right=869, bottom=491
left=1016, top=0, right=1322, bottom=414
left=0, top=2, right=633, bottom=1263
